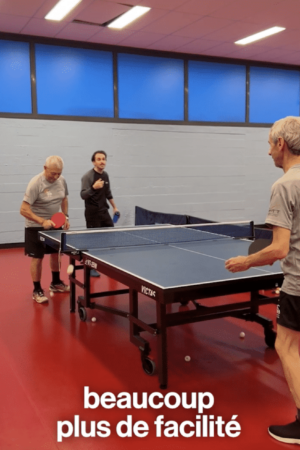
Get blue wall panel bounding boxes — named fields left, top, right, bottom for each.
left=249, top=67, right=300, bottom=123
left=35, top=44, right=114, bottom=117
left=0, top=40, right=31, bottom=113
left=118, top=54, right=184, bottom=120
left=188, top=61, right=246, bottom=122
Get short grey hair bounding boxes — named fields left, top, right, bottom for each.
left=270, top=116, right=300, bottom=155
left=45, top=156, right=64, bottom=169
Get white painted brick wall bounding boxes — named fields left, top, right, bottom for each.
left=0, top=118, right=278, bottom=244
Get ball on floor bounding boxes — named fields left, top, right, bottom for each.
left=240, top=332, right=245, bottom=339
left=185, top=356, right=191, bottom=362
left=91, top=317, right=97, bottom=322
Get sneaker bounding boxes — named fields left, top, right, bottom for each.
left=268, top=417, right=300, bottom=444
left=90, top=269, right=100, bottom=278
left=49, top=281, right=70, bottom=293
left=32, top=290, right=48, bottom=304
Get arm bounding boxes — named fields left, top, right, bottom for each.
left=20, top=201, right=55, bottom=230
left=108, top=198, right=118, bottom=213
left=225, top=226, right=290, bottom=273
left=80, top=171, right=103, bottom=200
left=61, top=197, right=70, bottom=230
left=105, top=175, right=118, bottom=212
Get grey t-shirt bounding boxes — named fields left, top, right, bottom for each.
left=23, top=172, right=68, bottom=228
left=265, top=164, right=300, bottom=296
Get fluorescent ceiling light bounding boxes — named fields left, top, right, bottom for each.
left=235, top=26, right=285, bottom=45
left=45, top=0, right=82, bottom=21
left=108, top=6, right=151, bottom=29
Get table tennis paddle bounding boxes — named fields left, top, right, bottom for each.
left=113, top=211, right=120, bottom=224
left=51, top=212, right=66, bottom=229
left=248, top=239, right=272, bottom=255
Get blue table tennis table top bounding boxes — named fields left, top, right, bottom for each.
left=40, top=226, right=282, bottom=290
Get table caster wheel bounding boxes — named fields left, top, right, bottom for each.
left=79, top=307, right=87, bottom=322
left=142, top=357, right=156, bottom=375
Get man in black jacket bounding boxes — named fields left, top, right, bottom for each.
left=81, top=150, right=119, bottom=276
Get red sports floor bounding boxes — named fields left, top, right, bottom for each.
left=0, top=248, right=294, bottom=449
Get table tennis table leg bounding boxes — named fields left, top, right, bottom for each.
left=83, top=265, right=91, bottom=308
left=70, top=256, right=76, bottom=313
left=129, top=290, right=166, bottom=386
left=250, top=290, right=259, bottom=315
left=129, top=289, right=153, bottom=364
left=130, top=288, right=139, bottom=337
left=250, top=290, right=276, bottom=348
left=156, top=302, right=168, bottom=390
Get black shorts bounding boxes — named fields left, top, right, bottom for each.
left=25, top=227, right=57, bottom=259
left=85, top=210, right=114, bottom=228
left=277, top=290, right=300, bottom=332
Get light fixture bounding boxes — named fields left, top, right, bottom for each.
left=108, top=6, right=151, bottom=29
left=235, top=27, right=285, bottom=45
left=45, top=0, right=82, bottom=21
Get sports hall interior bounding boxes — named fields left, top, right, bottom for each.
left=1, top=1, right=300, bottom=449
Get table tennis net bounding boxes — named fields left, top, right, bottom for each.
left=61, top=222, right=253, bottom=252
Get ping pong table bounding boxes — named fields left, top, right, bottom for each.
left=39, top=222, right=283, bottom=389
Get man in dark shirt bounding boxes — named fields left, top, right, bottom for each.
left=81, top=150, right=119, bottom=276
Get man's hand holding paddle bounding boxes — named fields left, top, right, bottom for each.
left=43, top=212, right=70, bottom=230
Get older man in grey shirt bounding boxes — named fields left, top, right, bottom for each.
left=225, top=116, right=300, bottom=445
left=20, top=156, right=70, bottom=304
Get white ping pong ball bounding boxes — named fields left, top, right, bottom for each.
left=240, top=332, right=245, bottom=339
left=67, top=264, right=74, bottom=275
left=50, top=292, right=54, bottom=297
left=185, top=356, right=191, bottom=362
left=91, top=317, right=97, bottom=322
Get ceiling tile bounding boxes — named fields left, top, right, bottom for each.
left=103, top=0, right=141, bottom=4
left=281, top=40, right=300, bottom=52
left=0, top=0, right=45, bottom=17
left=253, top=48, right=295, bottom=59
left=175, top=38, right=221, bottom=55
left=147, top=35, right=195, bottom=52
left=21, top=17, right=66, bottom=37
left=34, top=0, right=94, bottom=21
left=119, top=8, right=168, bottom=32
left=174, top=16, right=234, bottom=39
left=175, top=0, right=237, bottom=15
left=55, top=22, right=99, bottom=41
left=199, top=42, right=241, bottom=57
left=251, top=48, right=299, bottom=64
left=246, top=1, right=298, bottom=26
left=228, top=44, right=275, bottom=59
left=247, top=31, right=291, bottom=48
left=277, top=52, right=300, bottom=65
left=209, top=0, right=283, bottom=21
left=118, top=30, right=165, bottom=48
left=142, top=11, right=201, bottom=35
left=250, top=29, right=299, bottom=49
left=0, top=13, right=29, bottom=33
left=87, top=27, right=134, bottom=45
left=204, top=22, right=267, bottom=43
left=75, top=1, right=129, bottom=25
left=139, top=0, right=190, bottom=9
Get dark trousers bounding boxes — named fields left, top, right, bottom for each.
left=86, top=210, right=113, bottom=228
